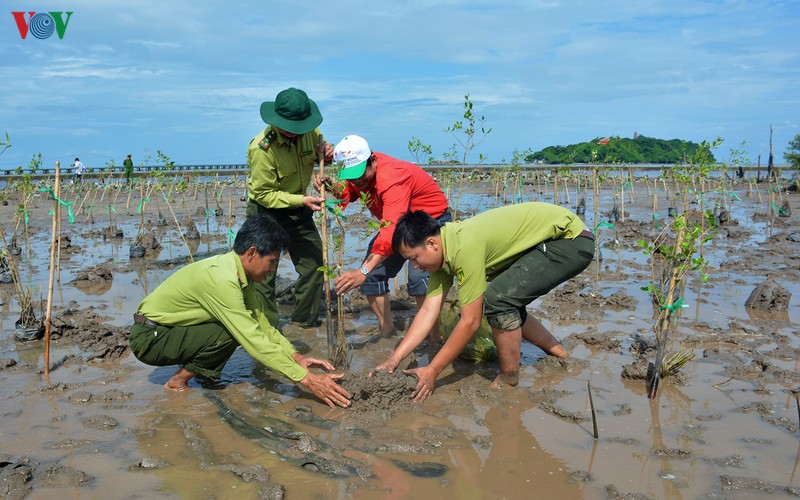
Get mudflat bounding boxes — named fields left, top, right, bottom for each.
left=0, top=174, right=798, bottom=498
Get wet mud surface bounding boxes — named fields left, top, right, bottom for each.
left=0, top=175, right=799, bottom=498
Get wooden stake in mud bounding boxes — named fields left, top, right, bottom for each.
left=44, top=161, right=61, bottom=380
left=592, top=168, right=600, bottom=293
left=588, top=380, right=599, bottom=439
left=317, top=137, right=336, bottom=360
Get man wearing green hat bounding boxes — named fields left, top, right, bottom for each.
left=246, top=87, right=333, bottom=328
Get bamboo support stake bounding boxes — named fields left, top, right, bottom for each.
left=628, top=168, right=635, bottom=198
left=56, top=199, right=62, bottom=284
left=22, top=197, right=30, bottom=250
left=553, top=173, right=559, bottom=205
left=44, top=161, right=61, bottom=380
left=317, top=137, right=336, bottom=361
left=76, top=187, right=92, bottom=215
left=84, top=189, right=100, bottom=224
left=652, top=191, right=658, bottom=218
left=769, top=180, right=775, bottom=238
left=536, top=173, right=541, bottom=202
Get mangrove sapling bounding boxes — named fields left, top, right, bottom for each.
left=315, top=146, right=336, bottom=361
left=75, top=185, right=93, bottom=216
left=332, top=208, right=351, bottom=367
left=0, top=218, right=42, bottom=338
left=639, top=139, right=720, bottom=398
left=106, top=202, right=118, bottom=234
left=316, top=171, right=379, bottom=365
left=329, top=193, right=378, bottom=366
left=203, top=186, right=211, bottom=236
left=15, top=169, right=36, bottom=252
left=134, top=184, right=155, bottom=246
left=408, top=136, right=434, bottom=166
left=316, top=204, right=349, bottom=365
left=592, top=167, right=601, bottom=294
left=155, top=182, right=194, bottom=262
left=83, top=187, right=101, bottom=224
left=443, top=94, right=491, bottom=220
left=637, top=213, right=712, bottom=398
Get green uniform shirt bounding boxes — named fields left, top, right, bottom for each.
left=246, top=125, right=324, bottom=209
left=428, top=202, right=586, bottom=307
left=137, top=251, right=308, bottom=382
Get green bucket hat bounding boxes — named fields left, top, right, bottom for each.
left=259, top=87, right=323, bottom=135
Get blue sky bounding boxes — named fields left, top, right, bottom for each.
left=1, top=0, right=798, bottom=170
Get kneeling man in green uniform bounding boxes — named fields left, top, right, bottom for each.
left=374, top=202, right=595, bottom=401
left=129, top=215, right=351, bottom=408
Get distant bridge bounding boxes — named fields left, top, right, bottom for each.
left=0, top=164, right=250, bottom=179
left=0, top=162, right=786, bottom=180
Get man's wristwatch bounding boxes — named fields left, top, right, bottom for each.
left=359, top=266, right=369, bottom=276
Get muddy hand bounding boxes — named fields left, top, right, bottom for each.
left=317, top=141, right=334, bottom=162
left=404, top=366, right=437, bottom=402
left=335, top=269, right=367, bottom=295
left=313, top=174, right=333, bottom=194
left=302, top=195, right=325, bottom=212
left=369, top=359, right=398, bottom=377
left=295, top=354, right=336, bottom=372
left=301, top=372, right=351, bottom=408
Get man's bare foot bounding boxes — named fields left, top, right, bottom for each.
left=490, top=371, right=519, bottom=388
left=377, top=328, right=397, bottom=338
left=164, top=380, right=189, bottom=392
left=546, top=345, right=570, bottom=358
left=164, top=367, right=195, bottom=392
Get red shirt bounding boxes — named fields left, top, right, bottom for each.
left=340, top=152, right=448, bottom=256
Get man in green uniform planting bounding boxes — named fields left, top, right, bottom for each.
left=246, top=87, right=334, bottom=327
left=129, top=215, right=351, bottom=408
left=373, top=202, right=595, bottom=401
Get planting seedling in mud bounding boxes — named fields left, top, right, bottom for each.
left=313, top=134, right=451, bottom=338
left=245, top=87, right=334, bottom=328
left=128, top=215, right=352, bottom=408
left=637, top=139, right=720, bottom=397
left=373, top=202, right=594, bottom=401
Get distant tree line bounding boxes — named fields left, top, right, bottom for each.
left=526, top=135, right=713, bottom=164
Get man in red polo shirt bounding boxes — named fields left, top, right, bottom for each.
left=313, top=135, right=450, bottom=339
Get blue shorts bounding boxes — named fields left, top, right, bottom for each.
left=360, top=210, right=451, bottom=297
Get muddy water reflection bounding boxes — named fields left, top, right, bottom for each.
left=2, top=181, right=799, bottom=498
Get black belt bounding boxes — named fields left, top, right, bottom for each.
left=578, top=229, right=595, bottom=241
left=133, top=314, right=159, bottom=327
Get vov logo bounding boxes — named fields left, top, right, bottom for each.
left=11, top=11, right=74, bottom=39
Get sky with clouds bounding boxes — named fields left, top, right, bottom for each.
left=1, top=0, right=798, bottom=170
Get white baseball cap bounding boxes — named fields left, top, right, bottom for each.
left=334, top=135, right=371, bottom=180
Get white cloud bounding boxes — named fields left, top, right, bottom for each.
left=0, top=0, right=797, bottom=168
